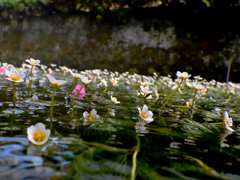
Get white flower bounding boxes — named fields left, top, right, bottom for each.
left=211, top=108, right=221, bottom=116
left=193, top=75, right=203, bottom=80
left=100, top=79, right=108, bottom=86
left=92, top=69, right=101, bottom=76
left=25, top=58, right=41, bottom=66
left=80, top=76, right=92, bottom=84
left=141, top=81, right=152, bottom=88
left=176, top=71, right=191, bottom=80
left=47, top=74, right=67, bottom=87
left=5, top=68, right=25, bottom=82
left=83, top=109, right=100, bottom=123
left=186, top=99, right=193, bottom=107
left=138, top=105, right=153, bottom=123
left=192, top=82, right=204, bottom=90
left=140, top=86, right=152, bottom=95
left=223, top=111, right=234, bottom=132
left=27, top=123, right=51, bottom=145
left=72, top=73, right=83, bottom=79
left=110, top=78, right=118, bottom=86
left=111, top=96, right=120, bottom=104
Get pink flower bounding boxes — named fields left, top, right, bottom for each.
left=0, top=68, right=5, bottom=74
left=72, top=84, right=86, bottom=99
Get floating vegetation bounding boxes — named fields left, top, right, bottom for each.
left=1, top=58, right=240, bottom=179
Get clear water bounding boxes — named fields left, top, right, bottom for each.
left=1, top=64, right=240, bottom=180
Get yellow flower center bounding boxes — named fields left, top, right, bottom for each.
left=140, top=111, right=147, bottom=119
left=10, top=75, right=20, bottom=81
left=187, top=102, right=192, bottom=107
left=33, top=131, right=46, bottom=143
left=50, top=82, right=61, bottom=87
left=86, top=114, right=95, bottom=122
left=30, top=62, right=38, bottom=65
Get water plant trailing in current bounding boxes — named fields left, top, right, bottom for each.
left=1, top=58, right=240, bottom=179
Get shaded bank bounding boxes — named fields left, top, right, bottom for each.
left=0, top=12, right=240, bottom=82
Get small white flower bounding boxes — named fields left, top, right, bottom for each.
left=72, top=73, right=83, bottom=79
left=92, top=69, right=101, bottom=76
left=140, top=86, right=152, bottom=95
left=141, top=81, right=152, bottom=88
left=192, top=82, right=204, bottom=90
left=100, top=79, right=108, bottom=86
left=110, top=78, right=118, bottom=86
left=80, top=76, right=92, bottom=85
left=5, top=68, right=25, bottom=82
left=211, top=108, right=221, bottom=116
left=138, top=105, right=153, bottom=123
left=27, top=123, right=51, bottom=145
left=176, top=71, right=191, bottom=80
left=29, top=76, right=37, bottom=81
left=186, top=99, right=193, bottom=107
left=47, top=74, right=67, bottom=87
left=111, top=96, right=120, bottom=104
left=25, top=58, right=41, bottom=66
left=223, top=111, right=234, bottom=132
left=83, top=109, right=100, bottom=123
left=193, top=75, right=203, bottom=80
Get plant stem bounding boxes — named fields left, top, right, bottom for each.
left=107, top=102, right=114, bottom=116
left=70, top=84, right=84, bottom=105
left=28, top=65, right=34, bottom=95
left=131, top=137, right=140, bottom=180
left=50, top=85, right=57, bottom=130
left=234, top=97, right=240, bottom=110
left=191, top=89, right=197, bottom=109
left=12, top=81, right=16, bottom=106
left=226, top=95, right=233, bottom=103
left=79, top=139, right=135, bottom=153
left=139, top=95, right=145, bottom=106
left=162, top=87, right=171, bottom=102
left=68, top=78, right=78, bottom=94
left=102, top=84, right=112, bottom=94
left=159, top=79, right=183, bottom=110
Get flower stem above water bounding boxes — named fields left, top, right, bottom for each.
left=50, top=85, right=57, bottom=130
left=159, top=79, right=183, bottom=110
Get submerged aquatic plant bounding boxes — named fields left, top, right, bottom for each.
left=3, top=58, right=240, bottom=179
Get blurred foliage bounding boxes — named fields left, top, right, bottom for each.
left=0, top=0, right=240, bottom=21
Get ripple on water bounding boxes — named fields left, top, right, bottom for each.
left=0, top=143, right=60, bottom=179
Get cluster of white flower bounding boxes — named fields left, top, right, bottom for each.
left=2, top=58, right=239, bottom=147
